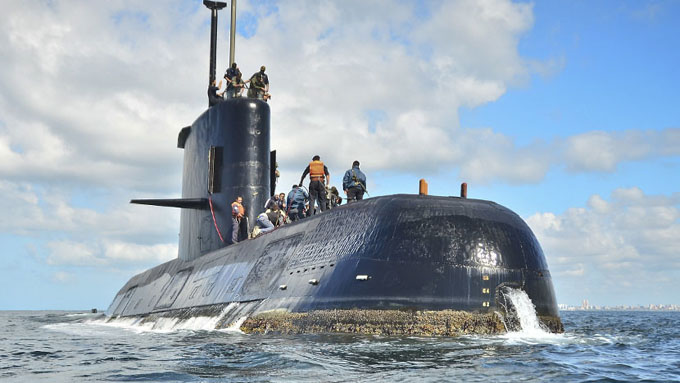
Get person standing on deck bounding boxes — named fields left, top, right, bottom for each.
left=287, top=184, right=308, bottom=221
left=231, top=196, right=245, bottom=244
left=299, top=155, right=329, bottom=215
left=247, top=65, right=269, bottom=100
left=343, top=160, right=367, bottom=202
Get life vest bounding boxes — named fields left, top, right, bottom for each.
left=309, top=160, right=325, bottom=181
left=231, top=201, right=245, bottom=218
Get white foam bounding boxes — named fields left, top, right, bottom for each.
left=219, top=315, right=249, bottom=333
left=74, top=303, right=244, bottom=334
left=505, top=289, right=548, bottom=333
left=497, top=288, right=567, bottom=344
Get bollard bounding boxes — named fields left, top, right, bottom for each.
left=419, top=179, right=428, bottom=195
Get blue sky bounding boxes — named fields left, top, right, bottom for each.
left=0, top=0, right=678, bottom=310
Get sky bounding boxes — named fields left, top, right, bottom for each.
left=0, top=0, right=678, bottom=310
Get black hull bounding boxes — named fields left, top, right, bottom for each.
left=107, top=194, right=561, bottom=333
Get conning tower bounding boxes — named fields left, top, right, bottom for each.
left=177, top=100, right=270, bottom=261
left=132, top=0, right=271, bottom=261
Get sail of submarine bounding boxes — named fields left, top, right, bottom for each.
left=106, top=0, right=563, bottom=335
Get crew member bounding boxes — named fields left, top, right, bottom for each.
left=224, top=62, right=240, bottom=83
left=328, top=186, right=342, bottom=208
left=247, top=65, right=269, bottom=100
left=277, top=192, right=287, bottom=211
left=286, top=184, right=308, bottom=221
left=227, top=72, right=245, bottom=98
left=266, top=204, right=285, bottom=227
left=343, top=160, right=367, bottom=202
left=231, top=196, right=245, bottom=244
left=208, top=79, right=225, bottom=106
left=300, top=155, right=330, bottom=215
left=264, top=194, right=279, bottom=210
left=256, top=211, right=275, bottom=234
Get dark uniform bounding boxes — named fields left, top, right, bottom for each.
left=248, top=67, right=269, bottom=99
left=343, top=164, right=367, bottom=202
left=224, top=65, right=242, bottom=98
left=229, top=74, right=245, bottom=98
left=224, top=66, right=239, bottom=83
left=208, top=83, right=223, bottom=107
left=300, top=158, right=329, bottom=215
left=328, top=186, right=342, bottom=208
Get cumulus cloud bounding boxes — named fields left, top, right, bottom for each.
left=47, top=240, right=104, bottom=266
left=0, top=180, right=178, bottom=239
left=245, top=0, right=542, bottom=185
left=46, top=239, right=177, bottom=267
left=0, top=179, right=178, bottom=269
left=562, top=128, right=680, bottom=173
left=2, top=0, right=677, bottom=194
left=0, top=1, right=196, bottom=192
left=526, top=188, right=680, bottom=304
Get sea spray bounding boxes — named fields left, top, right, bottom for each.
left=498, top=287, right=550, bottom=335
left=85, top=303, right=242, bottom=333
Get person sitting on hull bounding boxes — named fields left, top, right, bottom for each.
left=286, top=184, right=308, bottom=222
left=231, top=196, right=245, bottom=244
left=208, top=79, right=225, bottom=107
left=266, top=203, right=285, bottom=227
left=343, top=160, right=367, bottom=202
left=255, top=211, right=275, bottom=234
left=264, top=194, right=279, bottom=211
left=246, top=65, right=269, bottom=100
left=277, top=192, right=286, bottom=211
left=299, top=155, right=330, bottom=215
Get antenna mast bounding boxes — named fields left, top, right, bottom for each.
left=229, top=0, right=237, bottom=65
left=203, top=1, right=227, bottom=86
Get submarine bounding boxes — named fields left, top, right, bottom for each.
left=105, top=1, right=563, bottom=335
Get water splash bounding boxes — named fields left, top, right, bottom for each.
left=497, top=287, right=552, bottom=339
left=74, top=303, right=245, bottom=334
left=220, top=315, right=249, bottom=333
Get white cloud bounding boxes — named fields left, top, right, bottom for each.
left=51, top=271, right=76, bottom=284
left=1, top=0, right=677, bottom=197
left=0, top=180, right=178, bottom=239
left=527, top=187, right=680, bottom=304
left=562, top=129, right=680, bottom=173
left=47, top=240, right=104, bottom=266
left=46, top=239, right=176, bottom=267
left=102, top=241, right=177, bottom=264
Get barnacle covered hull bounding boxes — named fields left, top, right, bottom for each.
left=107, top=194, right=562, bottom=334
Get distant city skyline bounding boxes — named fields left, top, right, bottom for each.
left=1, top=1, right=679, bottom=309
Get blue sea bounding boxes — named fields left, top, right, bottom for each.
left=1, top=310, right=678, bottom=382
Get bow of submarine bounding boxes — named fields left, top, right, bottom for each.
left=257, top=194, right=559, bottom=317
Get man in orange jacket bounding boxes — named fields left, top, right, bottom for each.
left=299, top=155, right=329, bottom=215
left=231, top=196, right=245, bottom=244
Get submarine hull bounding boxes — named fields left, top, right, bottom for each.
left=107, top=194, right=562, bottom=334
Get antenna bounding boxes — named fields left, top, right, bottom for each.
left=203, top=1, right=227, bottom=86
left=229, top=0, right=237, bottom=66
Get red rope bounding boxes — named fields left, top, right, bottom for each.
left=209, top=196, right=225, bottom=243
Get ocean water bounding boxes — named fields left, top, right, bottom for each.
left=1, top=309, right=678, bottom=382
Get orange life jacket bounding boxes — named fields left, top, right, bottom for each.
left=309, top=160, right=325, bottom=181
left=231, top=201, right=245, bottom=219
